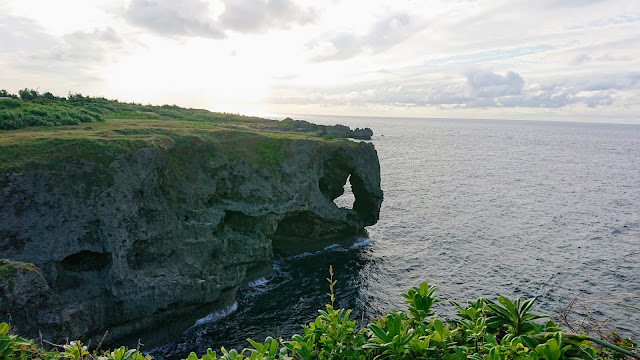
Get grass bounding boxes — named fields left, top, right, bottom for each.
left=256, top=137, right=289, bottom=165
left=0, top=119, right=349, bottom=176
left=0, top=259, right=40, bottom=291
left=0, top=92, right=270, bottom=130
left=0, top=90, right=362, bottom=181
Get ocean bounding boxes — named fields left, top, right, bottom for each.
left=150, top=117, right=640, bottom=359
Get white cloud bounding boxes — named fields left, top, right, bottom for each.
left=0, top=16, right=58, bottom=53
left=123, top=0, right=316, bottom=38
left=466, top=70, right=524, bottom=98
left=1, top=0, right=640, bottom=122
left=220, top=0, right=316, bottom=34
left=308, top=12, right=422, bottom=62
left=269, top=69, right=640, bottom=112
left=124, top=0, right=225, bottom=38
left=0, top=13, right=132, bottom=94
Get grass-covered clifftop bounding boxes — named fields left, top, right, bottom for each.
left=0, top=88, right=269, bottom=130
left=0, top=88, right=382, bottom=348
left=0, top=88, right=354, bottom=175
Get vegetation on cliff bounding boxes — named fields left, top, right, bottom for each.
left=0, top=88, right=382, bottom=347
left=0, top=88, right=356, bottom=176
left=0, top=260, right=41, bottom=291
left=0, top=88, right=266, bottom=130
left=1, top=280, right=637, bottom=360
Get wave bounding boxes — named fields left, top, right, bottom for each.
left=350, top=236, right=372, bottom=248
left=285, top=237, right=373, bottom=260
left=246, top=277, right=276, bottom=295
left=248, top=277, right=270, bottom=288
left=192, top=301, right=238, bottom=327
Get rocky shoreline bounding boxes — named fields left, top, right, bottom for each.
left=0, top=123, right=383, bottom=347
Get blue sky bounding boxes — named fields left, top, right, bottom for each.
left=1, top=0, right=639, bottom=122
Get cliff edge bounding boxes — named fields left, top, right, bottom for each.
left=0, top=116, right=383, bottom=346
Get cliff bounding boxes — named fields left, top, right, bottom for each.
left=280, top=118, right=374, bottom=140
left=0, top=117, right=383, bottom=346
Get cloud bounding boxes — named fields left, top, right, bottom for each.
left=54, top=28, right=123, bottom=62
left=16, top=27, right=127, bottom=69
left=0, top=14, right=132, bottom=93
left=363, top=13, right=413, bottom=52
left=0, top=14, right=124, bottom=67
left=124, top=0, right=225, bottom=38
left=308, top=34, right=359, bottom=60
left=0, top=16, right=58, bottom=53
left=219, top=0, right=316, bottom=34
left=309, top=12, right=420, bottom=62
left=123, top=0, right=315, bottom=38
left=466, top=69, right=524, bottom=98
left=570, top=54, right=592, bottom=65
left=269, top=70, right=640, bottom=110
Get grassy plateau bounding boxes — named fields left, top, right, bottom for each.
left=0, top=89, right=353, bottom=175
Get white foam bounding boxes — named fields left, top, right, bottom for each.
left=248, top=277, right=269, bottom=288
left=288, top=251, right=315, bottom=259
left=193, top=301, right=238, bottom=327
left=286, top=238, right=370, bottom=260
left=350, top=237, right=372, bottom=248
left=323, top=244, right=341, bottom=251
left=271, top=262, right=281, bottom=272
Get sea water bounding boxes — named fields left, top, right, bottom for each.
left=150, top=117, right=640, bottom=359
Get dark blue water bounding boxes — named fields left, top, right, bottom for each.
left=151, top=118, right=640, bottom=359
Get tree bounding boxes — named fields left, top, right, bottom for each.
left=18, top=88, right=39, bottom=100
left=0, top=89, right=18, bottom=98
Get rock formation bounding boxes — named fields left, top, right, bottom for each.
left=281, top=118, right=374, bottom=140
left=0, top=134, right=383, bottom=346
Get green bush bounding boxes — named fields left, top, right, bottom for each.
left=1, top=280, right=637, bottom=359
left=0, top=87, right=267, bottom=130
left=0, top=98, right=103, bottom=130
left=256, top=138, right=287, bottom=166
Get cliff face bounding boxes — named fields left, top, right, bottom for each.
left=0, top=134, right=382, bottom=345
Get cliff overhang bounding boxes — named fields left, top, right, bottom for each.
left=0, top=118, right=383, bottom=346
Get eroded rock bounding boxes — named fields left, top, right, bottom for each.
left=0, top=135, right=382, bottom=346
left=281, top=118, right=374, bottom=140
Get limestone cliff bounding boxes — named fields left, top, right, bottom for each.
left=0, top=129, right=382, bottom=346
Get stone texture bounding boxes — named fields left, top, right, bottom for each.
left=0, top=136, right=382, bottom=345
left=280, top=118, right=374, bottom=140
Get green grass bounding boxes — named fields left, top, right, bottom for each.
left=0, top=118, right=349, bottom=179
left=0, top=99, right=102, bottom=129
left=0, top=89, right=363, bottom=176
left=256, top=137, right=289, bottom=165
left=0, top=91, right=271, bottom=130
left=0, top=261, right=18, bottom=282
left=0, top=259, right=40, bottom=291
left=0, top=137, right=142, bottom=172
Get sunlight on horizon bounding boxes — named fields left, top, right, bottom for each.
left=2, top=0, right=639, bottom=123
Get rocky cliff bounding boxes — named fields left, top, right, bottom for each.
left=0, top=125, right=382, bottom=346
left=280, top=118, right=374, bottom=140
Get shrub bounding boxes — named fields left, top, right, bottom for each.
left=256, top=138, right=287, bottom=166
left=1, top=279, right=638, bottom=360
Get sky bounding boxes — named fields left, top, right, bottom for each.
left=1, top=0, right=639, bottom=123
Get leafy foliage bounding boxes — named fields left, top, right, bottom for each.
left=2, top=281, right=638, bottom=359
left=0, top=88, right=266, bottom=130
left=401, top=282, right=441, bottom=322
left=255, top=137, right=288, bottom=166
left=0, top=322, right=60, bottom=359
left=485, top=297, right=546, bottom=336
